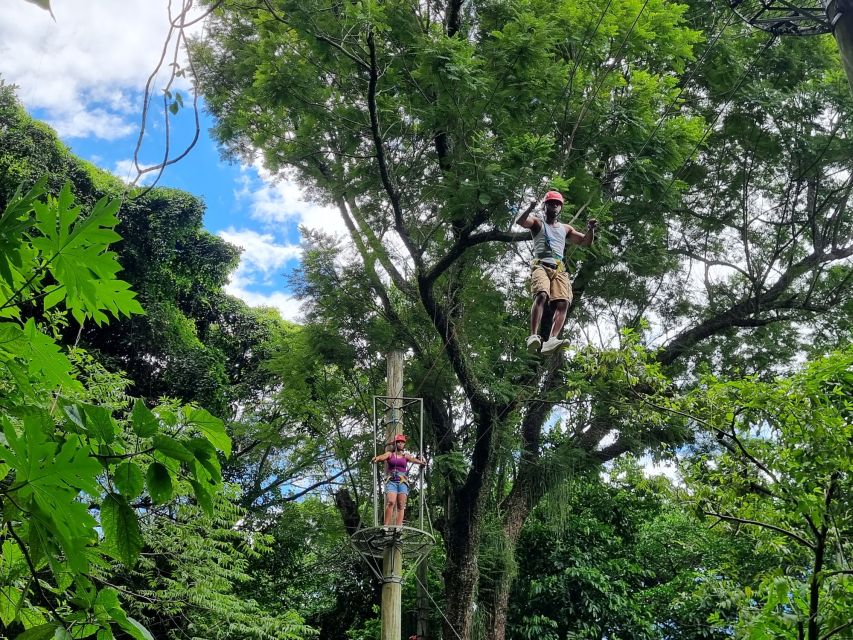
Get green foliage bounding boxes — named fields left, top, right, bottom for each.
left=508, top=461, right=755, bottom=640
left=0, top=181, right=232, bottom=638
left=0, top=84, right=277, bottom=416
left=684, top=348, right=853, bottom=640
left=122, top=492, right=316, bottom=640
left=344, top=606, right=380, bottom=640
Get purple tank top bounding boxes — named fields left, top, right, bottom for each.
left=387, top=453, right=407, bottom=475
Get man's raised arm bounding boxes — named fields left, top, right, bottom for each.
left=516, top=207, right=541, bottom=231
left=567, top=218, right=597, bottom=247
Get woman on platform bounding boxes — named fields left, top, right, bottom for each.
left=371, top=434, right=427, bottom=527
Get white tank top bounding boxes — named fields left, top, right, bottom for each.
left=532, top=217, right=567, bottom=266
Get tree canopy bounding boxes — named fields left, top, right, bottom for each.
left=191, top=0, right=853, bottom=637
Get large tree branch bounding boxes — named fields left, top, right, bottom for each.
left=659, top=244, right=853, bottom=365
left=343, top=195, right=417, bottom=300
left=279, top=467, right=352, bottom=503
left=424, top=229, right=529, bottom=284
left=702, top=511, right=816, bottom=550
left=821, top=621, right=853, bottom=640
left=334, top=488, right=363, bottom=535
left=366, top=29, right=422, bottom=268
left=498, top=359, right=566, bottom=534
left=417, top=277, right=492, bottom=423
left=445, top=0, right=465, bottom=37
left=337, top=196, right=400, bottom=312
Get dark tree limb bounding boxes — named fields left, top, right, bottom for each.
left=424, top=229, right=528, bottom=284
left=659, top=243, right=853, bottom=365
left=366, top=29, right=422, bottom=267
left=334, top=488, right=362, bottom=536
left=445, top=0, right=465, bottom=37
left=702, top=511, right=816, bottom=550
left=342, top=195, right=417, bottom=300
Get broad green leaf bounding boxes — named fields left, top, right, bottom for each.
left=0, top=178, right=44, bottom=286
left=0, top=586, right=23, bottom=626
left=30, top=184, right=141, bottom=324
left=22, top=319, right=78, bottom=391
left=113, top=462, right=143, bottom=499
left=152, top=434, right=193, bottom=462
left=185, top=407, right=230, bottom=456
left=0, top=541, right=26, bottom=580
left=69, top=625, right=98, bottom=639
left=100, top=494, right=142, bottom=566
left=94, top=588, right=120, bottom=611
left=98, top=590, right=153, bottom=640
left=18, top=606, right=48, bottom=629
left=144, top=462, right=172, bottom=504
left=122, top=618, right=154, bottom=640
left=130, top=400, right=158, bottom=438
left=1, top=414, right=101, bottom=505
left=190, top=480, right=213, bottom=516
left=15, top=624, right=59, bottom=640
left=81, top=405, right=115, bottom=444
left=62, top=404, right=86, bottom=433
left=54, top=627, right=73, bottom=640
left=187, top=438, right=221, bottom=484
left=42, top=285, right=65, bottom=312
left=72, top=576, right=97, bottom=608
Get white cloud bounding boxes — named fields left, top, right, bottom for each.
left=225, top=283, right=304, bottom=322
left=48, top=107, right=136, bottom=141
left=236, top=163, right=348, bottom=238
left=0, top=0, right=201, bottom=138
left=217, top=227, right=303, bottom=321
left=218, top=227, right=302, bottom=281
left=639, top=456, right=681, bottom=483
left=111, top=158, right=154, bottom=184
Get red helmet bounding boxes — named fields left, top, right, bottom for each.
left=543, top=190, right=564, bottom=204
left=394, top=434, right=407, bottom=443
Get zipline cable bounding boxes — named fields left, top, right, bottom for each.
left=554, top=0, right=616, bottom=132
left=659, top=33, right=778, bottom=201
left=563, top=0, right=655, bottom=164
left=618, top=8, right=740, bottom=187
left=412, top=567, right=464, bottom=640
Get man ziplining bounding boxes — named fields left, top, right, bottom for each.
left=516, top=190, right=597, bottom=355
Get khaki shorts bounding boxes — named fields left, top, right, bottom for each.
left=531, top=264, right=572, bottom=303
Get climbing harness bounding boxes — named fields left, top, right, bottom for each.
left=532, top=257, right=567, bottom=274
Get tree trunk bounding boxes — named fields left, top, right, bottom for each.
left=486, top=509, right=529, bottom=640
left=441, top=414, right=498, bottom=639
left=416, top=559, right=430, bottom=639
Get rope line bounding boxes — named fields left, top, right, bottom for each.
left=563, top=0, right=654, bottom=164
left=554, top=0, right=616, bottom=136
left=412, top=568, right=464, bottom=640
left=618, top=8, right=739, bottom=186
left=660, top=33, right=778, bottom=201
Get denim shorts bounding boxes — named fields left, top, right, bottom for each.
left=385, top=480, right=409, bottom=495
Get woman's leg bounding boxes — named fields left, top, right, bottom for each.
left=384, top=490, right=398, bottom=525
left=395, top=492, right=408, bottom=526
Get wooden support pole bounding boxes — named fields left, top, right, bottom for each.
left=381, top=351, right=404, bottom=640
left=825, top=0, right=853, bottom=94
left=384, top=351, right=404, bottom=444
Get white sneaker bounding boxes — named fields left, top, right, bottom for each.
left=526, top=335, right=542, bottom=354
left=541, top=337, right=567, bottom=355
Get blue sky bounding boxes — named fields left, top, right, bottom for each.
left=0, top=0, right=346, bottom=321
